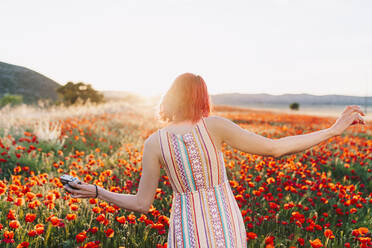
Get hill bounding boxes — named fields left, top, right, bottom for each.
left=0, top=61, right=61, bottom=103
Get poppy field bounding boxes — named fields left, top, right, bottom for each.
left=0, top=102, right=371, bottom=248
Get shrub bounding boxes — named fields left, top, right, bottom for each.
left=289, top=102, right=299, bottom=110
left=0, top=94, right=23, bottom=107
left=57, top=82, right=104, bottom=105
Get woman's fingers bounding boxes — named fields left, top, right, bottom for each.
left=65, top=188, right=73, bottom=193
left=343, top=106, right=365, bottom=126
left=343, top=105, right=364, bottom=116
left=68, top=181, right=88, bottom=190
left=64, top=185, right=82, bottom=194
left=63, top=185, right=73, bottom=193
left=64, top=183, right=96, bottom=199
left=348, top=105, right=365, bottom=116
left=343, top=105, right=358, bottom=114
left=357, top=113, right=366, bottom=124
left=331, top=105, right=366, bottom=136
left=65, top=188, right=90, bottom=198
left=351, top=108, right=365, bottom=117
left=70, top=193, right=94, bottom=198
left=71, top=194, right=89, bottom=198
left=350, top=112, right=365, bottom=125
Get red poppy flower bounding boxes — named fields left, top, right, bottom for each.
left=247, top=232, right=257, bottom=240
left=324, top=229, right=335, bottom=239
left=16, top=241, right=29, bottom=248
left=309, top=238, right=323, bottom=248
left=35, top=224, right=44, bottom=235
left=105, top=228, right=114, bottom=238
left=76, top=231, right=87, bottom=243
left=9, top=220, right=20, bottom=229
left=25, top=214, right=36, bottom=223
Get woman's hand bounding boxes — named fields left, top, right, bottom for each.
left=64, top=181, right=97, bottom=199
left=329, top=105, right=366, bottom=136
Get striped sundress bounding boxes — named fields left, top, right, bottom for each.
left=158, top=117, right=247, bottom=248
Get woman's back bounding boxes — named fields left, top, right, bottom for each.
left=158, top=116, right=247, bottom=248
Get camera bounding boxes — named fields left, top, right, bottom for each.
left=60, top=174, right=82, bottom=190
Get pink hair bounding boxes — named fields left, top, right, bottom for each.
left=158, top=73, right=212, bottom=123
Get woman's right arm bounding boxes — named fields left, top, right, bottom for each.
left=66, top=133, right=161, bottom=214
left=208, top=105, right=365, bottom=158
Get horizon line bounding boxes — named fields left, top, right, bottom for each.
left=101, top=90, right=371, bottom=98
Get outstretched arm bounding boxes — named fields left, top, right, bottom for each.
left=273, top=105, right=365, bottom=157
left=272, top=127, right=334, bottom=157
left=209, top=105, right=365, bottom=158
left=64, top=133, right=161, bottom=214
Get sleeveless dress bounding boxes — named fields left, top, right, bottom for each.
left=158, top=117, right=247, bottom=248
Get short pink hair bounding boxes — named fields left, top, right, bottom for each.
left=158, top=73, right=212, bottom=123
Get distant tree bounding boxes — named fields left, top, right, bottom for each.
left=57, top=82, right=104, bottom=105
left=0, top=94, right=23, bottom=107
left=289, top=102, right=299, bottom=110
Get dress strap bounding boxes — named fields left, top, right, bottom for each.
left=199, top=117, right=212, bottom=139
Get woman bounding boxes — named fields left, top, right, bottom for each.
left=65, top=72, right=366, bottom=247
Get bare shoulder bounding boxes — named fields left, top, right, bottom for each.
left=143, top=131, right=161, bottom=157
left=203, top=115, right=234, bottom=147
left=204, top=115, right=233, bottom=130
left=144, top=131, right=160, bottom=147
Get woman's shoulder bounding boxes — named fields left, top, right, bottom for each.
left=204, top=115, right=228, bottom=122
left=202, top=115, right=233, bottom=146
left=144, top=130, right=161, bottom=148
left=203, top=115, right=232, bottom=129
left=142, top=130, right=163, bottom=159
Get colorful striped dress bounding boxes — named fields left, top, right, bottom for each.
left=158, top=117, right=247, bottom=248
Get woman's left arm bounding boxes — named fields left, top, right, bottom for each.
left=273, top=127, right=334, bottom=157
left=64, top=133, right=161, bottom=214
left=274, top=105, right=365, bottom=157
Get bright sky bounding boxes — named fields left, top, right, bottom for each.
left=1, top=0, right=371, bottom=97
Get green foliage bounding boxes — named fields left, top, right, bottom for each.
left=321, top=157, right=372, bottom=193
left=0, top=137, right=59, bottom=180
left=0, top=93, right=23, bottom=107
left=289, top=102, right=299, bottom=110
left=57, top=82, right=104, bottom=105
